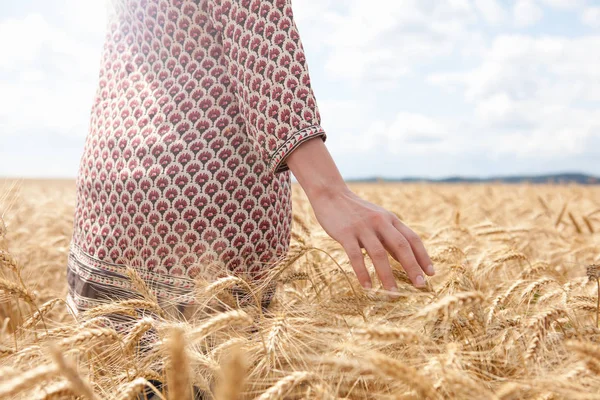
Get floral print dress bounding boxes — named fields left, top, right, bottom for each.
left=67, top=0, right=325, bottom=314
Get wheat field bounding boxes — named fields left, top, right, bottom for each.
left=1, top=179, right=600, bottom=399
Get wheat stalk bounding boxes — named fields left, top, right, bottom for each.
left=568, top=212, right=582, bottom=234
left=266, top=315, right=286, bottom=358
left=525, top=308, right=567, bottom=360
left=116, top=377, right=158, bottom=400
left=555, top=202, right=568, bottom=227
left=587, top=264, right=600, bottom=327
left=49, top=345, right=98, bottom=400
left=279, top=272, right=311, bottom=284
left=214, top=344, right=246, bottom=400
left=0, top=344, right=14, bottom=356
left=566, top=340, right=600, bottom=363
left=488, top=279, right=526, bottom=324
left=22, top=298, right=62, bottom=329
left=0, top=249, right=19, bottom=273
left=365, top=352, right=439, bottom=399
left=519, top=277, right=556, bottom=302
left=188, top=310, right=253, bottom=341
left=34, top=381, right=74, bottom=400
left=201, top=275, right=245, bottom=297
left=84, top=299, right=164, bottom=318
left=126, top=267, right=159, bottom=304
left=123, top=317, right=154, bottom=354
left=256, top=371, right=316, bottom=400
left=0, top=364, right=58, bottom=398
left=353, top=326, right=422, bottom=343
left=165, top=326, right=192, bottom=400
left=0, top=277, right=36, bottom=305
left=582, top=216, right=595, bottom=233
left=57, top=327, right=120, bottom=348
left=494, top=252, right=528, bottom=264
left=415, top=291, right=484, bottom=319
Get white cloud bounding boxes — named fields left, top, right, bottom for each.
left=0, top=14, right=52, bottom=70
left=474, top=0, right=506, bottom=25
left=299, top=0, right=600, bottom=169
left=426, top=34, right=600, bottom=157
left=320, top=0, right=481, bottom=85
left=538, top=0, right=585, bottom=9
left=0, top=79, right=96, bottom=138
left=582, top=7, right=600, bottom=28
left=0, top=5, right=106, bottom=140
left=57, top=0, right=110, bottom=35
left=292, top=0, right=339, bottom=52
left=362, top=112, right=455, bottom=154
left=513, top=0, right=543, bottom=27
left=2, top=0, right=600, bottom=177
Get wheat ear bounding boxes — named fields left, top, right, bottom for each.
left=123, top=317, right=154, bottom=354
left=354, top=326, right=423, bottom=343
left=415, top=291, right=484, bottom=319
left=0, top=364, right=58, bottom=398
left=188, top=310, right=253, bottom=341
left=257, top=371, right=316, bottom=400
left=366, top=352, right=439, bottom=399
left=22, top=298, right=62, bottom=329
left=126, top=267, right=159, bottom=304
left=0, top=277, right=36, bottom=305
left=57, top=327, right=120, bottom=348
left=34, top=381, right=74, bottom=400
left=116, top=377, right=160, bottom=400
left=84, top=299, right=164, bottom=318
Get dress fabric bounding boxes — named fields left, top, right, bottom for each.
left=67, top=0, right=326, bottom=314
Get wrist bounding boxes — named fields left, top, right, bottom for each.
left=302, top=176, right=350, bottom=202
left=286, top=135, right=350, bottom=201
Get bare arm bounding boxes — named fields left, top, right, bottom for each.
left=286, top=137, right=435, bottom=292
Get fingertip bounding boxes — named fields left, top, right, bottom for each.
left=415, top=275, right=426, bottom=288
left=387, top=286, right=400, bottom=299
left=425, top=264, right=435, bottom=276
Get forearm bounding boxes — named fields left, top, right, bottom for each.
left=286, top=137, right=349, bottom=200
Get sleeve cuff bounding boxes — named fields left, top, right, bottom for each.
left=268, top=125, right=327, bottom=174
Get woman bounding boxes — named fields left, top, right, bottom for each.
left=67, top=0, right=435, bottom=319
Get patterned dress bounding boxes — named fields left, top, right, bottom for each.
left=67, top=0, right=325, bottom=314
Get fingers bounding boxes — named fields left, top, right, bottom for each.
left=377, top=224, right=427, bottom=288
left=337, top=211, right=433, bottom=292
left=360, top=234, right=398, bottom=293
left=391, top=218, right=435, bottom=276
left=341, top=241, right=372, bottom=289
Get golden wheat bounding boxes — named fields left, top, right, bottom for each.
left=49, top=345, right=98, bottom=400
left=165, top=326, right=192, bottom=400
left=0, top=364, right=58, bottom=398
left=2, top=180, right=600, bottom=399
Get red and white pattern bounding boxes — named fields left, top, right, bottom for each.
left=67, top=0, right=326, bottom=312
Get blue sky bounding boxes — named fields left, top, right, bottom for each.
left=1, top=0, right=600, bottom=179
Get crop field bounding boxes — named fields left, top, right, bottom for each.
left=1, top=179, right=600, bottom=399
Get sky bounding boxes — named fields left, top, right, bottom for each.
left=1, top=0, right=600, bottom=179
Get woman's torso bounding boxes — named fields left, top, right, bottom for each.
left=68, top=0, right=293, bottom=311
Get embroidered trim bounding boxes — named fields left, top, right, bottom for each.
left=67, top=242, right=279, bottom=313
left=268, top=124, right=327, bottom=174
left=67, top=242, right=197, bottom=312
left=70, top=243, right=196, bottom=290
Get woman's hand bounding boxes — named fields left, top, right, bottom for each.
left=285, top=137, right=434, bottom=292
left=308, top=186, right=434, bottom=291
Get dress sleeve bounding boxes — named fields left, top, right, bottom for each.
left=207, top=0, right=326, bottom=174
